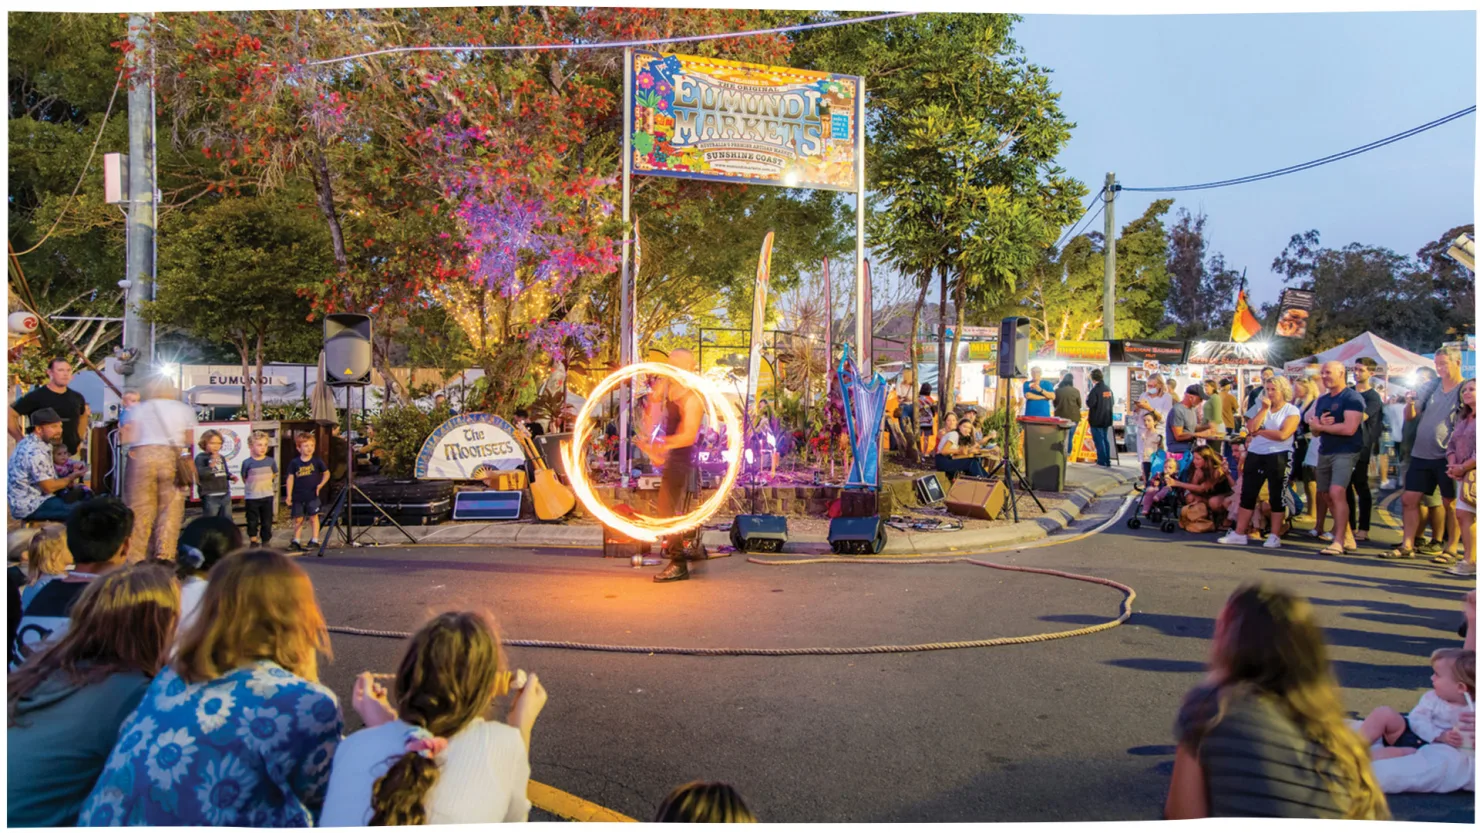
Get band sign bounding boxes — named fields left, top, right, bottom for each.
left=414, top=413, right=525, bottom=480
left=630, top=52, right=861, bottom=192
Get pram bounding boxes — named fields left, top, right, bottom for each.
left=1127, top=448, right=1183, bottom=533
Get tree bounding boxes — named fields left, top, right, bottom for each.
left=8, top=13, right=131, bottom=367
left=1000, top=199, right=1175, bottom=342
left=1163, top=208, right=1241, bottom=339
left=1411, top=223, right=1475, bottom=344
left=1270, top=230, right=1439, bottom=354
left=797, top=13, right=1084, bottom=415
left=148, top=192, right=331, bottom=419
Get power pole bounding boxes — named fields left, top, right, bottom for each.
left=122, top=14, right=155, bottom=392
left=1102, top=172, right=1116, bottom=341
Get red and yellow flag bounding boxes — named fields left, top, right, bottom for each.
left=1231, top=290, right=1262, bottom=343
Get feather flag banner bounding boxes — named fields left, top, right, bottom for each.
left=745, top=232, right=775, bottom=418
left=1231, top=289, right=1262, bottom=343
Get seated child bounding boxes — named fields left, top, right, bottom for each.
left=1140, top=455, right=1178, bottom=515
left=1358, top=648, right=1474, bottom=760
left=50, top=446, right=91, bottom=503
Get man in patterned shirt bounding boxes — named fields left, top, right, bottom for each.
left=7, top=408, right=84, bottom=521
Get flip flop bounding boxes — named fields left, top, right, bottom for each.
left=1379, top=546, right=1416, bottom=559
left=1318, top=545, right=1346, bottom=556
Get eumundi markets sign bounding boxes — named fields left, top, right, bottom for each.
left=630, top=52, right=861, bottom=191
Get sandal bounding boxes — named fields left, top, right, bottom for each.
left=1379, top=546, right=1417, bottom=559
left=1318, top=545, right=1346, bottom=556
left=1431, top=551, right=1461, bottom=565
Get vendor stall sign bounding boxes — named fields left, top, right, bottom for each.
left=1188, top=341, right=1269, bottom=366
left=414, top=413, right=525, bottom=480
left=1276, top=289, right=1314, bottom=339
left=630, top=52, right=861, bottom=192
left=967, top=342, right=996, bottom=361
left=189, top=373, right=290, bottom=388
left=1053, top=340, right=1110, bottom=362
left=1114, top=340, right=1188, bottom=363
left=958, top=325, right=1000, bottom=341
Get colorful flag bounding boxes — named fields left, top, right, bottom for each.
left=1231, top=289, right=1262, bottom=343
left=745, top=232, right=775, bottom=419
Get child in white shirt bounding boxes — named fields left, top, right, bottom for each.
left=1358, top=648, right=1475, bottom=760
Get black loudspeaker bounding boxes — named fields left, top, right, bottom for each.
left=533, top=432, right=571, bottom=480
left=730, top=514, right=788, bottom=553
left=324, top=313, right=373, bottom=386
left=998, top=316, right=1030, bottom=379
left=828, top=516, right=888, bottom=555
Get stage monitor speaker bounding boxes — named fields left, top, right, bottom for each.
left=914, top=473, right=947, bottom=505
left=828, top=515, right=888, bottom=555
left=945, top=476, right=1007, bottom=520
left=324, top=313, right=373, bottom=386
left=731, top=514, right=788, bottom=553
left=533, top=432, right=571, bottom=480
left=998, top=316, right=1030, bottom=379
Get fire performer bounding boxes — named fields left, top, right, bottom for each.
left=637, top=349, right=706, bottom=583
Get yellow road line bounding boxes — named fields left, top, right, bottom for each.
left=1376, top=491, right=1402, bottom=530
left=529, top=780, right=638, bottom=823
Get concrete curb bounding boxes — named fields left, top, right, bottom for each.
left=354, top=466, right=1138, bottom=554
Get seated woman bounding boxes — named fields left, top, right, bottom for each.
left=934, top=414, right=987, bottom=480
left=1167, top=447, right=1236, bottom=521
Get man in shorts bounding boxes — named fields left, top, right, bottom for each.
left=1387, top=348, right=1465, bottom=560
left=1307, top=361, right=1364, bottom=555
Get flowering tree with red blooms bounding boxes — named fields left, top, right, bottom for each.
left=140, top=7, right=849, bottom=412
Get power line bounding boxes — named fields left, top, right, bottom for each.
left=1120, top=106, right=1475, bottom=193
left=1052, top=189, right=1103, bottom=251
left=306, top=11, right=921, bottom=67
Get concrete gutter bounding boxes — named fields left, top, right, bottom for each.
left=352, top=465, right=1138, bottom=555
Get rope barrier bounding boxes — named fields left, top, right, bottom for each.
left=327, top=495, right=1139, bottom=657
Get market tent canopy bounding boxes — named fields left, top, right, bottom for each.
left=1282, top=332, right=1434, bottom=377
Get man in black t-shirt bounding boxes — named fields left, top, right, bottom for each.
left=9, top=357, right=90, bottom=456
left=1346, top=359, right=1385, bottom=541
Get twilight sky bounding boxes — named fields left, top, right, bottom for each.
left=1011, top=11, right=1476, bottom=304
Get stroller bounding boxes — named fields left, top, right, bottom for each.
left=1127, top=448, right=1183, bottom=533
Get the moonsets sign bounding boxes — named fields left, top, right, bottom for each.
left=630, top=51, right=861, bottom=192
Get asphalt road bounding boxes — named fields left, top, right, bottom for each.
left=300, top=488, right=1474, bottom=823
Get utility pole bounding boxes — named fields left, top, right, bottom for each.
left=1102, top=172, right=1116, bottom=341
left=122, top=14, right=155, bottom=392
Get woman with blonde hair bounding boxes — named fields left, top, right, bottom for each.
left=8, top=564, right=179, bottom=827
left=1166, top=583, right=1388, bottom=819
left=80, top=549, right=373, bottom=827
left=320, top=611, right=547, bottom=825
left=122, top=378, right=198, bottom=563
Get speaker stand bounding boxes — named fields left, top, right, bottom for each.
left=314, top=384, right=416, bottom=556
left=985, top=385, right=1045, bottom=523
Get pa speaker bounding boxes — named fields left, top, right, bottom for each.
left=324, top=313, right=372, bottom=386
left=828, top=516, right=888, bottom=555
left=998, top=316, right=1030, bottom=379
left=944, top=476, right=1007, bottom=520
left=731, top=514, right=788, bottom=553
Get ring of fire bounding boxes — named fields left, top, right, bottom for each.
left=559, top=362, right=744, bottom=543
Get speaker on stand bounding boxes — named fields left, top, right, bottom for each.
left=984, top=316, right=1045, bottom=523
left=315, top=314, right=417, bottom=556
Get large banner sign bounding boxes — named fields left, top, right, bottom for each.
left=1054, top=340, right=1111, bottom=362
left=414, top=413, right=525, bottom=480
left=1276, top=289, right=1314, bottom=339
left=1188, top=341, right=1269, bottom=366
left=1113, top=340, right=1189, bottom=364
left=630, top=51, right=861, bottom=191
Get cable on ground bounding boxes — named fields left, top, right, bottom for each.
left=327, top=495, right=1139, bottom=656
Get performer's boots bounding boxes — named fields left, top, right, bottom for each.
left=654, top=556, right=689, bottom=583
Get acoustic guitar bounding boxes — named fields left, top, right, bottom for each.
left=515, top=428, right=575, bottom=521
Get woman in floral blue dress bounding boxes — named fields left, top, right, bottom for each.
left=78, top=549, right=360, bottom=827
